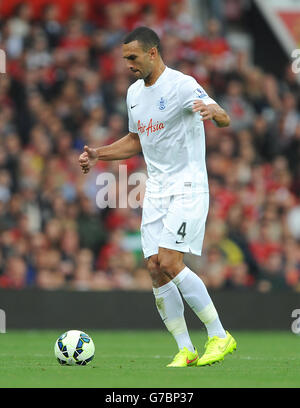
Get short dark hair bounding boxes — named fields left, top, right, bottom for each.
left=123, top=26, right=161, bottom=54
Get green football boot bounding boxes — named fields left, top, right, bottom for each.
left=197, top=331, right=236, bottom=366
left=167, top=347, right=199, bottom=367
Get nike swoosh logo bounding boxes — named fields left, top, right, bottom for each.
left=218, top=337, right=232, bottom=353
left=176, top=241, right=184, bottom=244
left=131, top=104, right=138, bottom=109
left=186, top=356, right=198, bottom=365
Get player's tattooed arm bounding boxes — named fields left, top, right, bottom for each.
left=192, top=101, right=230, bottom=127
left=78, top=132, right=141, bottom=174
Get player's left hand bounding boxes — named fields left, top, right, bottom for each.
left=192, top=100, right=214, bottom=121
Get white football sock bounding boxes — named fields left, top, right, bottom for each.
left=172, top=267, right=226, bottom=339
left=153, top=280, right=194, bottom=352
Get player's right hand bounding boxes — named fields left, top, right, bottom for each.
left=78, top=145, right=98, bottom=174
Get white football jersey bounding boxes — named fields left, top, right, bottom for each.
left=126, top=66, right=216, bottom=197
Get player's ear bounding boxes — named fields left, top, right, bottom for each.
left=148, top=46, right=158, bottom=60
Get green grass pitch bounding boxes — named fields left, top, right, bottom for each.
left=0, top=330, right=299, bottom=388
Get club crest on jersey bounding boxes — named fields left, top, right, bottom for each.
left=158, top=97, right=167, bottom=110
left=194, top=88, right=207, bottom=99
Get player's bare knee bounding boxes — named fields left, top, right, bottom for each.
left=158, top=255, right=179, bottom=279
left=147, top=256, right=170, bottom=287
left=147, top=256, right=160, bottom=281
left=158, top=249, right=185, bottom=279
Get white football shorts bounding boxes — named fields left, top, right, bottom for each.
left=141, top=192, right=209, bottom=258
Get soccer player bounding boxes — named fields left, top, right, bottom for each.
left=79, top=27, right=237, bottom=367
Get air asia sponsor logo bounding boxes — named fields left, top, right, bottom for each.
left=137, top=118, right=165, bottom=136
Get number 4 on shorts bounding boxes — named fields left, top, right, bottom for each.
left=177, top=222, right=187, bottom=242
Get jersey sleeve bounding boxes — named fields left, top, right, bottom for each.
left=126, top=90, right=138, bottom=133
left=178, top=76, right=216, bottom=111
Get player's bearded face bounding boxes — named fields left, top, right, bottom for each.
left=123, top=41, right=154, bottom=80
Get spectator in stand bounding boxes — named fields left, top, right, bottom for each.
left=221, top=78, right=255, bottom=132
left=41, top=3, right=63, bottom=49
left=0, top=256, right=28, bottom=289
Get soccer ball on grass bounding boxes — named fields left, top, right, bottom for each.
left=54, top=330, right=95, bottom=366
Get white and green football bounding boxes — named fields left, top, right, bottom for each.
left=54, top=330, right=95, bottom=366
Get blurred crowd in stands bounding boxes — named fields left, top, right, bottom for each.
left=0, top=0, right=299, bottom=292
